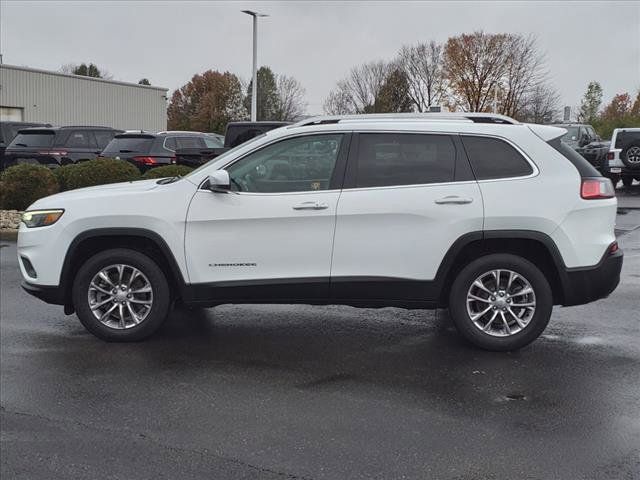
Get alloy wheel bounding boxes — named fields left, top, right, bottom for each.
left=466, top=269, right=536, bottom=337
left=87, top=264, right=153, bottom=329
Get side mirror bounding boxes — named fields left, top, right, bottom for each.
left=206, top=170, right=231, bottom=193
left=579, top=135, right=590, bottom=147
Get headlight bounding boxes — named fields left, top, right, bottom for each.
left=21, top=209, right=64, bottom=228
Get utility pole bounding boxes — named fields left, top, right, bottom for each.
left=242, top=10, right=268, bottom=122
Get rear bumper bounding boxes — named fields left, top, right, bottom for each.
left=561, top=249, right=623, bottom=306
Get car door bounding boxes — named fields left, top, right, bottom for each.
left=184, top=133, right=350, bottom=302
left=330, top=132, right=483, bottom=304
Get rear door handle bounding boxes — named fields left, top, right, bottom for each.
left=435, top=196, right=473, bottom=205
left=292, top=201, right=329, bottom=210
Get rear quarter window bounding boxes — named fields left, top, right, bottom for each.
left=461, top=136, right=533, bottom=180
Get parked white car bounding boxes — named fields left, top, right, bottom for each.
left=603, top=127, right=640, bottom=187
left=17, top=113, right=622, bottom=351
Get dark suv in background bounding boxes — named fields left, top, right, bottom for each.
left=0, top=121, right=51, bottom=167
left=2, top=126, right=122, bottom=170
left=100, top=131, right=221, bottom=171
left=555, top=123, right=610, bottom=172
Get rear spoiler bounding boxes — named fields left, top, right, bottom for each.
left=527, top=124, right=566, bottom=142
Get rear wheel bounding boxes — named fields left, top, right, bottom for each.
left=448, top=254, right=552, bottom=351
left=72, top=248, right=171, bottom=341
left=622, top=176, right=634, bottom=187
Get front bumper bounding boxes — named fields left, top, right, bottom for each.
left=561, top=249, right=623, bottom=306
left=21, top=281, right=66, bottom=305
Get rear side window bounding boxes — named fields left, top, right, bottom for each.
left=66, top=131, right=92, bottom=148
left=355, top=133, right=456, bottom=188
left=9, top=131, right=54, bottom=148
left=176, top=136, right=206, bottom=149
left=461, top=136, right=533, bottom=180
left=103, top=136, right=154, bottom=155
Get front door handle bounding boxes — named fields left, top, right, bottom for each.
left=435, top=196, right=473, bottom=205
left=292, top=201, right=329, bottom=210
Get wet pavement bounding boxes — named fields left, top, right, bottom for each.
left=1, top=210, right=639, bottom=480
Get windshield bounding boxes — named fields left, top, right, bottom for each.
left=184, top=133, right=267, bottom=179
left=103, top=136, right=154, bottom=154
left=559, top=126, right=580, bottom=143
left=9, top=132, right=54, bottom=148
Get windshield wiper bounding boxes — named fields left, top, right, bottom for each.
left=118, top=149, right=137, bottom=153
left=14, top=143, right=28, bottom=147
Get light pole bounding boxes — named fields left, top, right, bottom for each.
left=242, top=10, right=268, bottom=122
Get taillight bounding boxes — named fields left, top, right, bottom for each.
left=37, top=150, right=68, bottom=156
left=132, top=156, right=158, bottom=165
left=581, top=177, right=615, bottom=199
left=606, top=152, right=614, bottom=160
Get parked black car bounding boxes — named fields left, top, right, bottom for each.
left=176, top=121, right=290, bottom=168
left=0, top=121, right=51, bottom=168
left=223, top=121, right=290, bottom=148
left=101, top=131, right=221, bottom=172
left=2, top=126, right=122, bottom=170
left=555, top=123, right=610, bottom=171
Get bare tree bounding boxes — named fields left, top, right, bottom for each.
left=397, top=41, right=444, bottom=111
left=500, top=35, right=548, bottom=118
left=275, top=74, right=307, bottom=121
left=518, top=83, right=560, bottom=123
left=323, top=61, right=391, bottom=114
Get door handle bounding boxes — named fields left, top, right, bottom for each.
left=292, top=201, right=329, bottom=210
left=434, top=196, right=473, bottom=205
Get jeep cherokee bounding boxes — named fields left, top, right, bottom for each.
left=17, top=113, right=623, bottom=351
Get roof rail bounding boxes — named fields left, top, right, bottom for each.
left=293, top=112, right=519, bottom=127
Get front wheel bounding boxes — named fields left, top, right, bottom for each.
left=448, top=254, right=553, bottom=351
left=72, top=248, right=171, bottom=341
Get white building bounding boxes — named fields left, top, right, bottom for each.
left=0, top=64, right=168, bottom=131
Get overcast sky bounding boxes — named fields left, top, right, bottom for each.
left=1, top=1, right=638, bottom=115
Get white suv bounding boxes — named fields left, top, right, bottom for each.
left=603, top=127, right=640, bottom=187
left=17, top=113, right=623, bottom=351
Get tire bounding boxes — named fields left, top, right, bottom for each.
left=621, top=143, right=640, bottom=169
left=605, top=173, right=620, bottom=187
left=448, top=254, right=553, bottom=351
left=622, top=176, right=633, bottom=187
left=72, top=248, right=171, bottom=341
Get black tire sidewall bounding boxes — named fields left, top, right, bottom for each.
left=72, top=248, right=171, bottom=342
left=449, top=254, right=553, bottom=351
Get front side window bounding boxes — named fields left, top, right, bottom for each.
left=461, top=135, right=533, bottom=180
left=355, top=133, right=456, bottom=188
left=66, top=131, right=92, bottom=149
left=226, top=134, right=343, bottom=193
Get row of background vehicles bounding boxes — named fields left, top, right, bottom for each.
left=555, top=123, right=640, bottom=187
left=0, top=121, right=289, bottom=172
left=1, top=120, right=639, bottom=186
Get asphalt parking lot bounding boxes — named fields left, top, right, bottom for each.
left=1, top=200, right=639, bottom=479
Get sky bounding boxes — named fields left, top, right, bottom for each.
left=1, top=1, right=639, bottom=115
